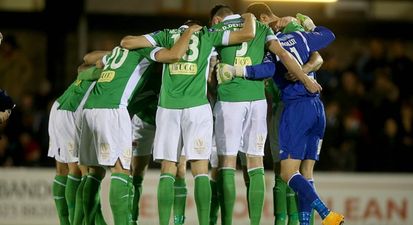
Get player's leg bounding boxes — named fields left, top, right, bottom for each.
left=299, top=160, right=316, bottom=225
left=130, top=115, right=155, bottom=225
left=244, top=99, right=267, bottom=225
left=83, top=166, right=106, bottom=225
left=65, top=162, right=82, bottom=223
left=190, top=160, right=211, bottom=225
left=268, top=102, right=288, bottom=225
left=53, top=161, right=70, bottom=225
left=153, top=107, right=183, bottom=225
left=182, top=104, right=213, bottom=225
left=209, top=139, right=220, bottom=225
left=286, top=185, right=299, bottom=225
left=109, top=160, right=132, bottom=225
left=209, top=167, right=220, bottom=225
left=130, top=155, right=151, bottom=225
left=158, top=160, right=178, bottom=225
left=73, top=165, right=88, bottom=225
left=174, top=156, right=187, bottom=225
left=239, top=152, right=250, bottom=218
left=246, top=155, right=265, bottom=225
left=214, top=101, right=245, bottom=225
left=272, top=162, right=287, bottom=225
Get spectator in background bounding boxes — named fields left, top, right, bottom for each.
left=0, top=34, right=34, bottom=103
left=389, top=40, right=413, bottom=98
left=357, top=39, right=388, bottom=89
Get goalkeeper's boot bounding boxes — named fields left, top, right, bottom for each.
left=322, top=211, right=344, bottom=225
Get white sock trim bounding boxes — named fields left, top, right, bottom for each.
left=194, top=174, right=209, bottom=179
left=287, top=172, right=301, bottom=186
left=160, top=174, right=175, bottom=181
left=87, top=175, right=101, bottom=183
left=247, top=167, right=264, bottom=173
left=111, top=175, right=128, bottom=184
left=68, top=175, right=81, bottom=182
left=53, top=179, right=66, bottom=187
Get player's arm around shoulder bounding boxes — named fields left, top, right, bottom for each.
left=120, top=35, right=154, bottom=50
left=154, top=25, right=202, bottom=63
left=227, top=13, right=256, bottom=45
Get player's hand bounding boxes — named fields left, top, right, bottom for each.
left=0, top=32, right=2, bottom=45
left=284, top=72, right=299, bottom=82
left=0, top=110, right=11, bottom=124
left=296, top=13, right=316, bottom=31
left=216, top=63, right=235, bottom=84
left=241, top=13, right=256, bottom=21
left=188, top=24, right=202, bottom=33
left=303, top=77, right=322, bottom=93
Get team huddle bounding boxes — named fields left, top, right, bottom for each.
left=48, top=3, right=344, bottom=225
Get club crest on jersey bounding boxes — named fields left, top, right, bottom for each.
left=194, top=138, right=206, bottom=153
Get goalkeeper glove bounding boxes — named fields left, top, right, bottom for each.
left=296, top=13, right=316, bottom=32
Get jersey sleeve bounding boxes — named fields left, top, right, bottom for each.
left=204, top=27, right=228, bottom=46
left=245, top=52, right=277, bottom=80
left=295, top=26, right=335, bottom=52
left=143, top=29, right=170, bottom=47
left=260, top=22, right=277, bottom=43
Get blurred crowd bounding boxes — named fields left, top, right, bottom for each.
left=0, top=34, right=412, bottom=172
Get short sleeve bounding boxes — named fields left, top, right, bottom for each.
left=203, top=27, right=226, bottom=47
left=262, top=23, right=277, bottom=43
left=144, top=30, right=169, bottom=48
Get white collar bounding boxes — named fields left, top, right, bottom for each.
left=222, top=14, right=241, bottom=22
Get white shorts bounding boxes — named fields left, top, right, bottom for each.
left=214, top=100, right=267, bottom=156
left=153, top=104, right=213, bottom=162
left=48, top=101, right=78, bottom=163
left=131, top=115, right=156, bottom=157
left=210, top=133, right=218, bottom=168
left=79, top=108, right=132, bottom=170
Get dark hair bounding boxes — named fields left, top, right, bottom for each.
left=210, top=4, right=233, bottom=21
left=246, top=2, right=274, bottom=19
left=184, top=19, right=203, bottom=26
left=2, top=35, right=19, bottom=49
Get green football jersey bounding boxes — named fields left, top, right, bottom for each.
left=213, top=14, right=277, bottom=102
left=127, top=64, right=162, bottom=125
left=144, top=26, right=228, bottom=109
left=57, top=67, right=100, bottom=112
left=84, top=47, right=159, bottom=109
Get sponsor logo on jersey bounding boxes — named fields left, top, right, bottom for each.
left=98, top=71, right=115, bottom=82
left=169, top=62, right=197, bottom=75
left=234, top=56, right=252, bottom=66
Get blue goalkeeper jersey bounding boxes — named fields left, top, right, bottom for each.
left=245, top=26, right=335, bottom=102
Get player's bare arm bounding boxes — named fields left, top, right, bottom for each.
left=227, top=13, right=256, bottom=45
left=286, top=51, right=323, bottom=82
left=267, top=40, right=322, bottom=93
left=78, top=50, right=109, bottom=73
left=155, top=24, right=202, bottom=63
left=120, top=35, right=153, bottom=49
left=207, top=55, right=219, bottom=101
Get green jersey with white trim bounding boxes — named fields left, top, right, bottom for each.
left=84, top=47, right=159, bottom=109
left=57, top=66, right=100, bottom=112
left=127, top=64, right=162, bottom=125
left=213, top=14, right=277, bottom=102
left=145, top=26, right=227, bottom=109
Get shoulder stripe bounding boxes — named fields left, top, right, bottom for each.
left=222, top=30, right=230, bottom=46
left=295, top=31, right=310, bottom=52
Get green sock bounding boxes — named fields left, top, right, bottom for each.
left=131, top=175, right=144, bottom=224
left=310, top=210, right=315, bottom=225
left=53, top=175, right=70, bottom=225
left=158, top=173, right=175, bottom=225
left=274, top=175, right=287, bottom=225
left=245, top=181, right=250, bottom=218
left=65, top=174, right=81, bottom=224
left=174, top=178, right=187, bottom=224
left=286, top=186, right=299, bottom=225
left=83, top=174, right=103, bottom=225
left=209, top=179, right=219, bottom=225
left=194, top=175, right=211, bottom=225
left=110, top=173, right=132, bottom=225
left=94, top=200, right=108, bottom=225
left=219, top=168, right=235, bottom=225
left=248, top=168, right=265, bottom=225
left=73, top=176, right=86, bottom=225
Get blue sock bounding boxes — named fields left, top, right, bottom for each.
left=288, top=173, right=330, bottom=220
left=298, top=178, right=314, bottom=225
